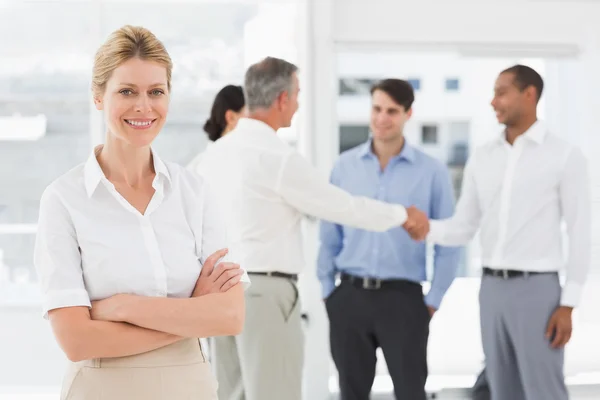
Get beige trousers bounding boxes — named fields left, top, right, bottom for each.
left=211, top=274, right=305, bottom=400
left=61, top=338, right=218, bottom=400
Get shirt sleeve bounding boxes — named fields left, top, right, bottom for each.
left=197, top=178, right=250, bottom=289
left=277, top=152, right=407, bottom=231
left=34, top=186, right=91, bottom=319
left=558, top=147, right=591, bottom=307
left=317, top=162, right=345, bottom=299
left=426, top=165, right=462, bottom=310
left=428, top=155, right=483, bottom=246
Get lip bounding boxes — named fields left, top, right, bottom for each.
left=124, top=119, right=157, bottom=130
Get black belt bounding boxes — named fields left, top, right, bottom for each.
left=482, top=267, right=557, bottom=279
left=340, top=272, right=420, bottom=291
left=248, top=271, right=298, bottom=282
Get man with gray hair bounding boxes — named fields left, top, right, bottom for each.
left=197, top=56, right=429, bottom=400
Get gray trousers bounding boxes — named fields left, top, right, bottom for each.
left=211, top=274, right=304, bottom=400
left=479, top=273, right=568, bottom=400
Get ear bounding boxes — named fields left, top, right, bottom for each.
left=93, top=95, right=104, bottom=111
left=224, top=109, right=235, bottom=125
left=524, top=85, right=537, bottom=102
left=278, top=91, right=289, bottom=110
left=406, top=107, right=413, bottom=120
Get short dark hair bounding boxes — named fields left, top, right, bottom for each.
left=370, top=79, right=415, bottom=111
left=203, top=85, right=245, bottom=142
left=501, top=64, right=544, bottom=102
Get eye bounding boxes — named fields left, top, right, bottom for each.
left=119, top=89, right=134, bottom=96
left=151, top=89, right=165, bottom=96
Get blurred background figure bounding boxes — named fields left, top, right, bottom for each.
left=318, top=78, right=460, bottom=400
left=188, top=84, right=246, bottom=172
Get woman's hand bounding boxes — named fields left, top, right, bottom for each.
left=193, top=248, right=244, bottom=297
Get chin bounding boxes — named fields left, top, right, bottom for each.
left=372, top=133, right=392, bottom=141
left=118, top=131, right=159, bottom=148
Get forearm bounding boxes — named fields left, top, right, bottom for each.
left=428, top=219, right=477, bottom=246
left=317, top=263, right=337, bottom=299
left=426, top=247, right=461, bottom=309
left=317, top=242, right=340, bottom=299
left=50, top=308, right=181, bottom=362
left=117, top=286, right=245, bottom=338
left=561, top=230, right=591, bottom=307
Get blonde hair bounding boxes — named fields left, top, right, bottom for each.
left=92, top=25, right=173, bottom=97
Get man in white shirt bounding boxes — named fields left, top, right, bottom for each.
left=197, top=57, right=429, bottom=400
left=417, top=65, right=591, bottom=400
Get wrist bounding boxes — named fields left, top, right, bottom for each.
left=559, top=305, right=574, bottom=314
left=114, top=294, right=135, bottom=322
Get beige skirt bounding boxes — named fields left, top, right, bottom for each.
left=61, top=338, right=218, bottom=400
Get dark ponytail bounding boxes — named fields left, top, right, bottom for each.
left=203, top=85, right=245, bottom=142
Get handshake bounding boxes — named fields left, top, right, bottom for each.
left=402, top=206, right=429, bottom=241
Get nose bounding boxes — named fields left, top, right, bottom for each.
left=375, top=114, right=388, bottom=126
left=134, top=93, right=152, bottom=113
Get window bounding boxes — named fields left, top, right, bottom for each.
left=339, top=78, right=378, bottom=96
left=445, top=78, right=460, bottom=91
left=339, top=125, right=370, bottom=153
left=421, top=124, right=438, bottom=144
left=407, top=78, right=421, bottom=91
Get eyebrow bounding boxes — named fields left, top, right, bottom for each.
left=118, top=83, right=167, bottom=88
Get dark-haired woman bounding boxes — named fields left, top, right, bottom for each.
left=188, top=85, right=245, bottom=172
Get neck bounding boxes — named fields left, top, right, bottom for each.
left=221, top=126, right=233, bottom=137
left=505, top=115, right=538, bottom=145
left=372, top=134, right=405, bottom=166
left=247, top=109, right=281, bottom=132
left=97, top=133, right=154, bottom=187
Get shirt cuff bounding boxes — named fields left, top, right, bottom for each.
left=425, top=287, right=445, bottom=310
left=239, top=270, right=252, bottom=291
left=427, top=220, right=445, bottom=244
left=42, top=289, right=91, bottom=320
left=560, top=281, right=583, bottom=307
left=394, top=205, right=408, bottom=226
left=320, top=278, right=337, bottom=300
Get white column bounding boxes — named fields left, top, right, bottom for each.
left=579, top=26, right=600, bottom=276
left=543, top=58, right=581, bottom=143
left=89, top=0, right=105, bottom=147
left=300, top=0, right=337, bottom=399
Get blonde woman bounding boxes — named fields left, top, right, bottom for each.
left=34, top=25, right=248, bottom=400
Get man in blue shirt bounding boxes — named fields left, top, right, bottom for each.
left=318, top=79, right=461, bottom=400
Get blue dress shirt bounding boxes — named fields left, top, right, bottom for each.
left=317, top=139, right=461, bottom=309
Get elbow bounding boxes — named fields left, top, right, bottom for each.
left=61, top=341, right=89, bottom=363
left=65, top=350, right=86, bottom=363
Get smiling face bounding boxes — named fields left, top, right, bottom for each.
left=370, top=89, right=412, bottom=142
left=94, top=57, right=169, bottom=148
left=490, top=71, right=537, bottom=127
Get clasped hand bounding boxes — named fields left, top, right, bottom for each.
left=403, top=206, right=429, bottom=241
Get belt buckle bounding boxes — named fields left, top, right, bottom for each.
left=362, top=277, right=382, bottom=290
left=502, top=269, right=508, bottom=280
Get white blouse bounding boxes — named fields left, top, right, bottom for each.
left=34, top=147, right=249, bottom=318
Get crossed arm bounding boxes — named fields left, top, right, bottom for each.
left=48, top=249, right=244, bottom=362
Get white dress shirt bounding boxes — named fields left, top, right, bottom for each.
left=194, top=118, right=409, bottom=274
left=428, top=121, right=590, bottom=307
left=187, top=141, right=214, bottom=173
left=34, top=146, right=249, bottom=318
